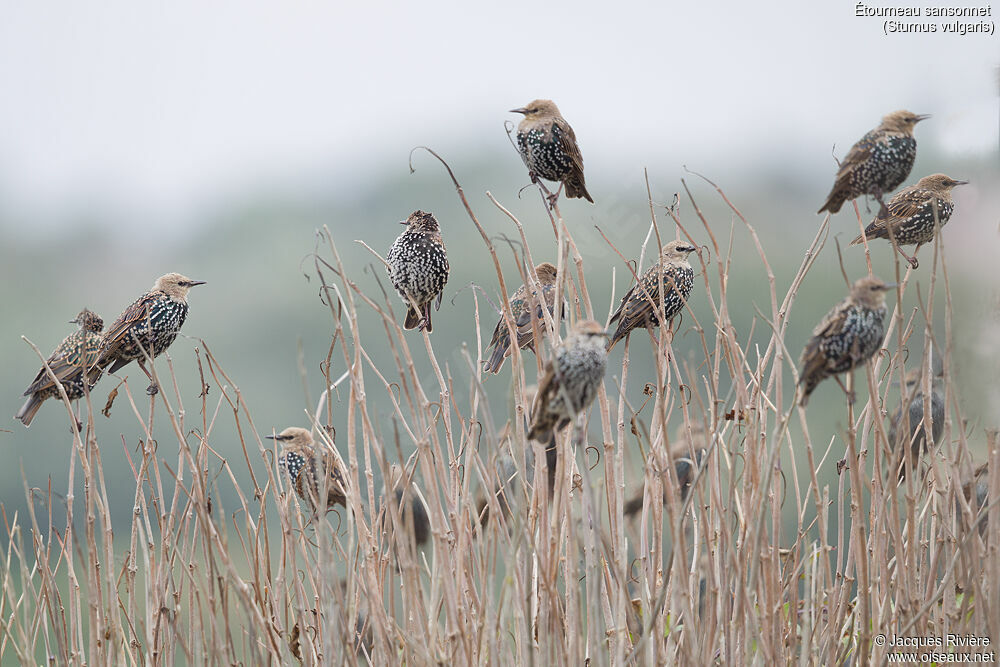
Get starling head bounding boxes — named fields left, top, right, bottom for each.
left=72, top=308, right=104, bottom=332
left=568, top=319, right=609, bottom=342
left=266, top=426, right=314, bottom=448
left=849, top=276, right=896, bottom=309
left=510, top=99, right=561, bottom=120
left=881, top=110, right=930, bottom=134
left=534, top=262, right=558, bottom=283
left=153, top=273, right=207, bottom=302
left=914, top=173, right=969, bottom=193
left=401, top=210, right=440, bottom=233
left=660, top=240, right=698, bottom=263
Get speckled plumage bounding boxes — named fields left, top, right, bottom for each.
left=607, top=240, right=697, bottom=351
left=624, top=423, right=708, bottom=517
left=528, top=320, right=608, bottom=441
left=512, top=99, right=593, bottom=203
left=16, top=309, right=104, bottom=427
left=270, top=427, right=347, bottom=511
left=798, top=277, right=894, bottom=406
left=387, top=210, right=449, bottom=332
left=819, top=110, right=928, bottom=214
left=850, top=173, right=967, bottom=268
left=888, top=367, right=945, bottom=479
left=483, top=262, right=560, bottom=374
left=96, top=273, right=205, bottom=393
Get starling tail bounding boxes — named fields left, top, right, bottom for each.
left=511, top=99, right=594, bottom=204
left=483, top=262, right=560, bottom=374
left=387, top=210, right=449, bottom=333
left=818, top=110, right=928, bottom=214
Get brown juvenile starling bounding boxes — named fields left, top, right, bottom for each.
left=798, top=277, right=896, bottom=406
left=95, top=273, right=205, bottom=395
left=483, top=262, right=560, bottom=374
left=849, top=173, right=967, bottom=268
left=888, top=365, right=945, bottom=479
left=818, top=110, right=929, bottom=214
left=511, top=99, right=593, bottom=204
left=268, top=427, right=348, bottom=512
left=387, top=210, right=449, bottom=332
left=607, top=240, right=697, bottom=352
left=527, top=320, right=609, bottom=441
left=16, top=308, right=104, bottom=427
left=624, top=422, right=708, bottom=517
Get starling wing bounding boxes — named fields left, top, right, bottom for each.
left=98, top=296, right=154, bottom=373
left=553, top=118, right=593, bottom=203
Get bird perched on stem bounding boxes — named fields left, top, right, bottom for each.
left=528, top=320, right=608, bottom=441
left=798, top=277, right=895, bottom=406
left=17, top=309, right=104, bottom=427
left=511, top=99, right=593, bottom=205
left=95, top=273, right=205, bottom=395
left=483, top=262, right=560, bottom=374
left=607, top=240, right=697, bottom=352
left=818, top=110, right=929, bottom=214
left=849, top=173, right=967, bottom=269
left=387, top=210, right=449, bottom=333
left=624, top=423, right=708, bottom=517
left=379, top=464, right=431, bottom=550
left=269, top=427, right=348, bottom=512
left=888, top=364, right=945, bottom=480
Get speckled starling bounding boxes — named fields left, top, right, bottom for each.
left=818, top=110, right=929, bottom=214
left=527, top=320, right=608, bottom=441
left=386, top=210, right=449, bottom=333
left=798, top=277, right=896, bottom=407
left=268, top=427, right=348, bottom=512
left=96, top=273, right=205, bottom=395
left=511, top=99, right=593, bottom=204
left=483, top=262, right=560, bottom=374
left=849, top=173, right=968, bottom=268
left=888, top=366, right=945, bottom=479
left=607, top=240, right=697, bottom=351
left=624, top=423, right=708, bottom=517
left=960, top=461, right=991, bottom=535
left=16, top=308, right=104, bottom=427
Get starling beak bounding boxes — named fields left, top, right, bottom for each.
left=511, top=99, right=594, bottom=205
left=273, top=426, right=348, bottom=511
left=798, top=277, right=893, bottom=407
left=386, top=210, right=450, bottom=333
left=850, top=173, right=967, bottom=268
left=607, top=240, right=697, bottom=352
left=16, top=308, right=104, bottom=427
left=95, top=272, right=204, bottom=395
left=483, top=262, right=561, bottom=374
left=527, top=320, right=609, bottom=441
left=819, top=110, right=927, bottom=214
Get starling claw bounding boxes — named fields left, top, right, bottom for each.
left=146, top=383, right=160, bottom=396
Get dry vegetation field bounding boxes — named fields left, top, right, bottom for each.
left=2, top=157, right=996, bottom=665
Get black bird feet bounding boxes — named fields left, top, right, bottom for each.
left=146, top=382, right=160, bottom=396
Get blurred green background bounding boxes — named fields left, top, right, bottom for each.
left=0, top=2, right=997, bottom=543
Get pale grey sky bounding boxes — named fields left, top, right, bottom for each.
left=0, top=1, right=996, bottom=229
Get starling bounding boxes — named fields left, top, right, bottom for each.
left=527, top=320, right=609, bottom=441
left=268, top=427, right=348, bottom=512
left=849, top=173, right=968, bottom=269
left=95, top=273, right=205, bottom=395
left=887, top=365, right=945, bottom=480
left=818, top=110, right=929, bottom=214
left=959, top=461, right=991, bottom=536
left=483, top=262, right=560, bottom=374
left=511, top=99, right=593, bottom=204
left=607, top=240, right=697, bottom=352
left=624, top=423, right=708, bottom=517
left=16, top=308, right=104, bottom=427
left=380, top=465, right=431, bottom=548
left=798, top=277, right=896, bottom=407
left=386, top=210, right=449, bottom=333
